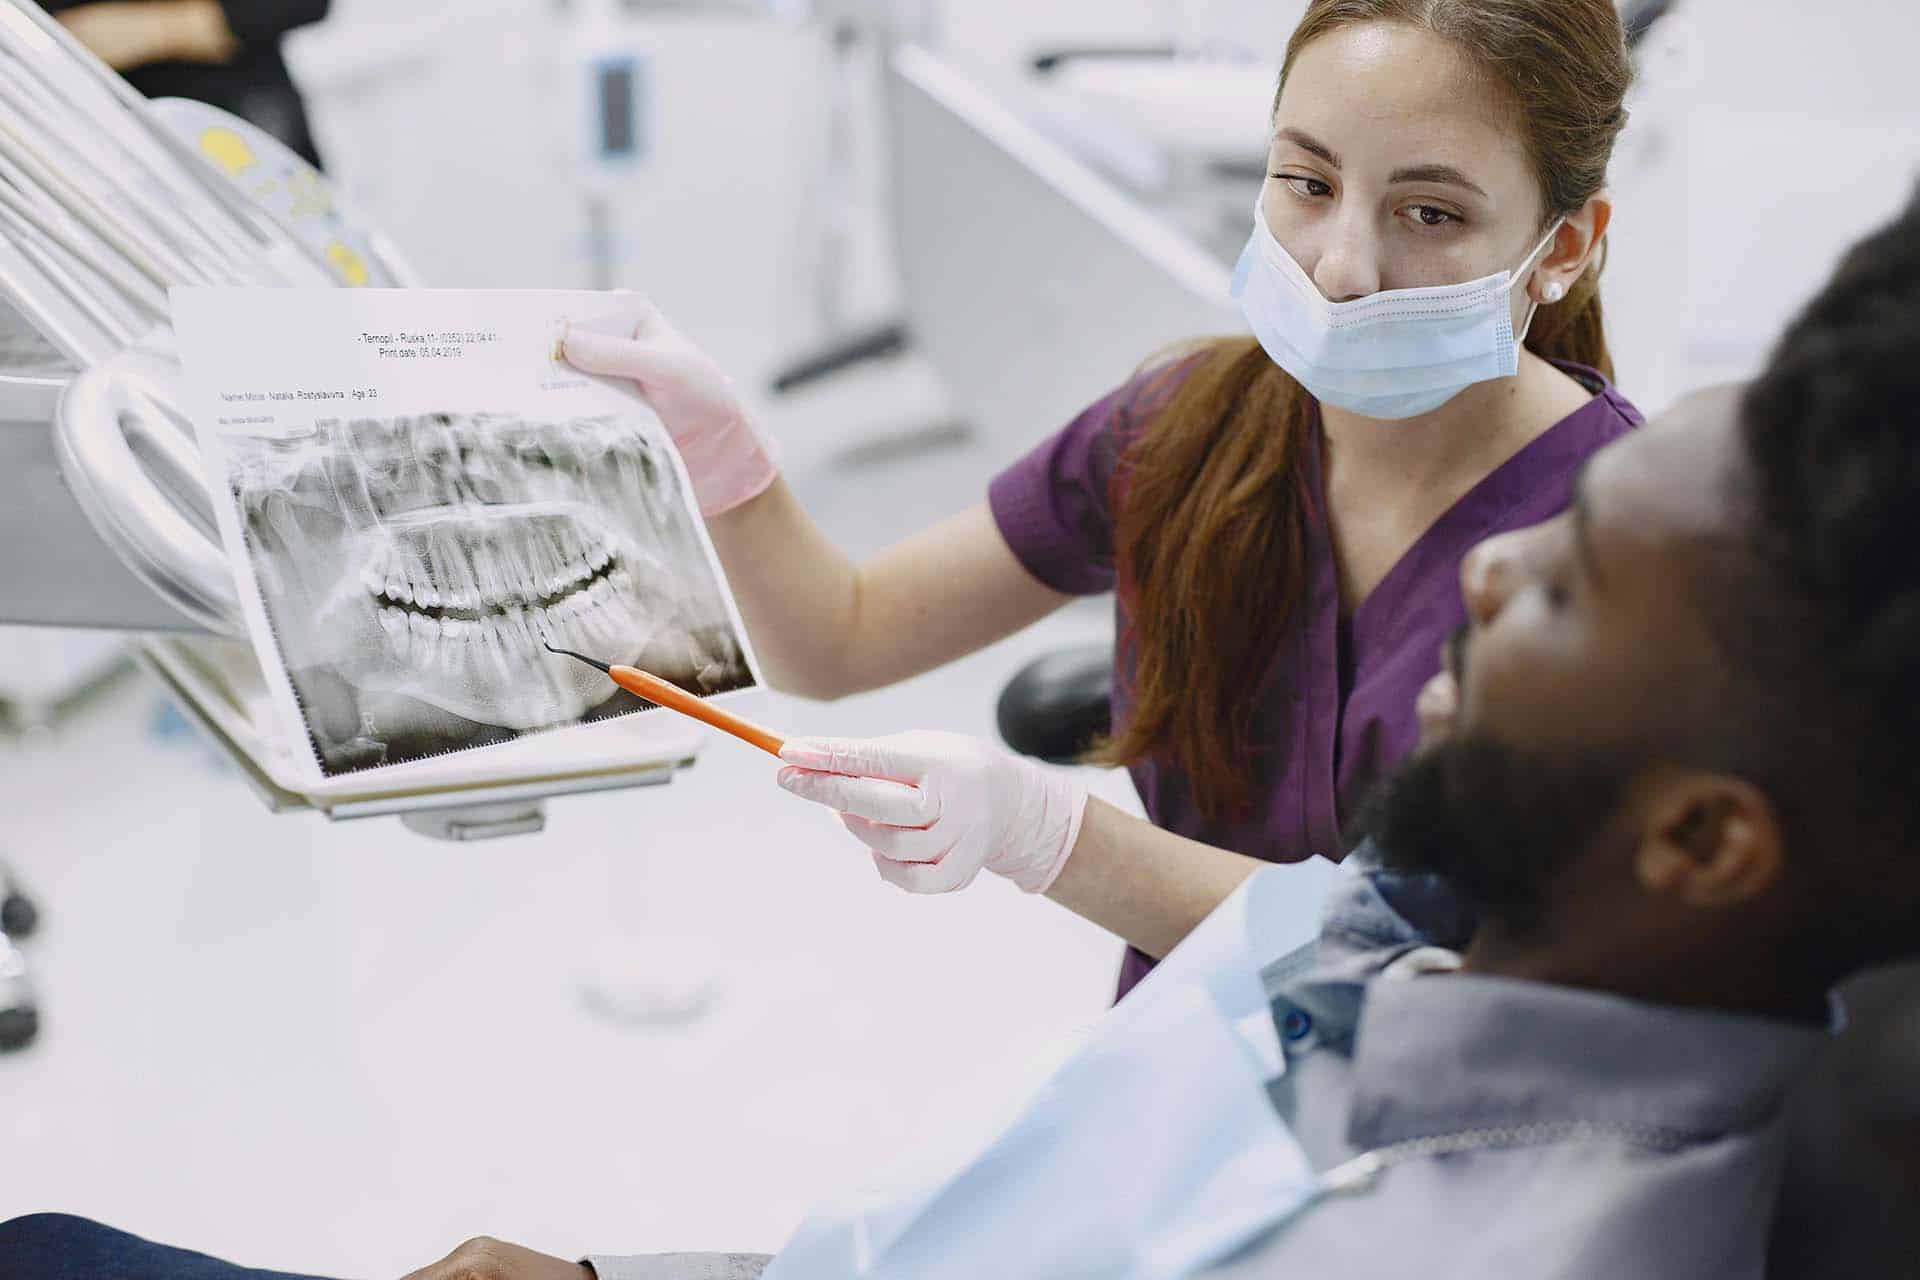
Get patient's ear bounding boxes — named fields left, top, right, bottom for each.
left=1634, top=776, right=1785, bottom=908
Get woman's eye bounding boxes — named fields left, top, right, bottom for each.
left=1405, top=204, right=1459, bottom=228
left=1276, top=174, right=1332, bottom=199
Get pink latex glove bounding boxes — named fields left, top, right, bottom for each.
left=560, top=301, right=777, bottom=517
left=776, top=731, right=1089, bottom=894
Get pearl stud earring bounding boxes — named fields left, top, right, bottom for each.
left=1542, top=281, right=1566, bottom=303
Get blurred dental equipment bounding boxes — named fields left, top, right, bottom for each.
left=42, top=0, right=329, bottom=168
left=0, top=0, right=705, bottom=843
left=0, top=624, right=128, bottom=730
left=0, top=859, right=38, bottom=1052
left=0, top=0, right=336, bottom=349
left=0, top=930, right=35, bottom=1052
left=0, top=862, right=38, bottom=940
left=149, top=95, right=417, bottom=289
left=566, top=0, right=649, bottom=292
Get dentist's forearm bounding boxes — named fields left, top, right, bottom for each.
left=1043, top=798, right=1265, bottom=959
left=701, top=478, right=861, bottom=697
left=705, top=485, right=1068, bottom=701
left=560, top=310, right=1065, bottom=697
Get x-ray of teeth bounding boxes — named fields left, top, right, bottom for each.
left=226, top=409, right=756, bottom=775
left=172, top=287, right=761, bottom=783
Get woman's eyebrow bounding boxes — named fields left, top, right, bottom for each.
left=1387, top=163, right=1488, bottom=197
left=1274, top=127, right=1340, bottom=167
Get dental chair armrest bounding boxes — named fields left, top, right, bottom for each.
left=996, top=643, right=1113, bottom=764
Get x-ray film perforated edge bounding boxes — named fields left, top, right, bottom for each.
left=138, top=631, right=695, bottom=811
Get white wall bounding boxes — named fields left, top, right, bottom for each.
left=934, top=0, right=1168, bottom=73
left=281, top=0, right=1208, bottom=382
left=287, top=2, right=839, bottom=386
left=283, top=1, right=1920, bottom=426
left=1572, top=0, right=1920, bottom=417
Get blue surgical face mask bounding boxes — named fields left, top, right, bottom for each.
left=1231, top=200, right=1563, bottom=420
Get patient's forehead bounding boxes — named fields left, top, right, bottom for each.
left=1585, top=386, right=1747, bottom=556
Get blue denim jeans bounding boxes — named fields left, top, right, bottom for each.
left=0, top=1215, right=339, bottom=1280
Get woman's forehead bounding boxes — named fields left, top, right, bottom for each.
left=1275, top=24, right=1530, bottom=183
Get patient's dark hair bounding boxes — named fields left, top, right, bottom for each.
left=1710, top=186, right=1920, bottom=864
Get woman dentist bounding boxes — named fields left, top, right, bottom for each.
left=565, top=0, right=1642, bottom=994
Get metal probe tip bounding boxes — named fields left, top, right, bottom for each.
left=542, top=640, right=612, bottom=674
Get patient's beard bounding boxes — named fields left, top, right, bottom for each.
left=1356, top=736, right=1640, bottom=940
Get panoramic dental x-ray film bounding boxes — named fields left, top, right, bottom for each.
left=172, top=288, right=760, bottom=781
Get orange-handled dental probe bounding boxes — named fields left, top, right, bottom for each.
left=544, top=642, right=786, bottom=757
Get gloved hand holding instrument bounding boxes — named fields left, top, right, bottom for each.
left=544, top=641, right=1088, bottom=897
left=547, top=636, right=1244, bottom=966
left=775, top=731, right=1090, bottom=896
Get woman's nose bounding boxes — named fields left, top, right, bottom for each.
left=1309, top=216, right=1380, bottom=302
left=1461, top=529, right=1526, bottom=625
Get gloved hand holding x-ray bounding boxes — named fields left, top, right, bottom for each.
left=171, top=287, right=763, bottom=780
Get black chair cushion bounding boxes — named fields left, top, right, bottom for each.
left=997, top=644, right=1113, bottom=765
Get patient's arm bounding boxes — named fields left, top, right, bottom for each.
left=708, top=490, right=1072, bottom=700
left=401, top=1239, right=771, bottom=1280
left=401, top=1238, right=592, bottom=1280
left=584, top=1255, right=771, bottom=1280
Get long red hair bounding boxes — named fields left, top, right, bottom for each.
left=1093, top=0, right=1633, bottom=822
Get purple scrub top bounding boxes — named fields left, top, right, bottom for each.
left=988, top=359, right=1642, bottom=999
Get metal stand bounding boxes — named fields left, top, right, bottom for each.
left=400, top=802, right=550, bottom=842
left=762, top=3, right=957, bottom=463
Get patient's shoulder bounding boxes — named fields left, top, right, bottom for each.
left=1316, top=842, right=1477, bottom=958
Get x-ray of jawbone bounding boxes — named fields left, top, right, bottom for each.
left=229, top=410, right=755, bottom=775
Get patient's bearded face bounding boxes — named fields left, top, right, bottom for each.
left=1364, top=402, right=1745, bottom=934
left=1365, top=734, right=1638, bottom=935
left=232, top=412, right=730, bottom=739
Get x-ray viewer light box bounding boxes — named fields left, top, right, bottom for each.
left=170, top=287, right=763, bottom=787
